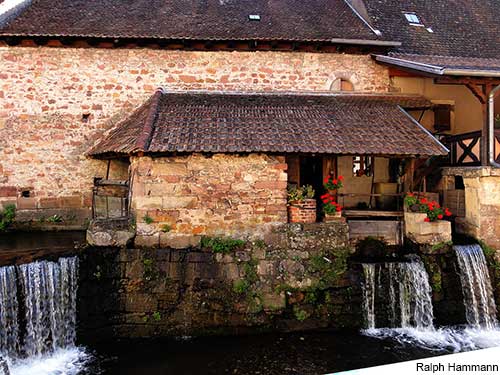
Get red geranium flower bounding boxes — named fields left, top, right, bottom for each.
left=338, top=175, right=344, bottom=181
left=424, top=217, right=430, bottom=222
left=438, top=214, right=443, bottom=219
left=420, top=198, right=428, bottom=204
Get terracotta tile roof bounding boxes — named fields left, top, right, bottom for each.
left=0, top=0, right=396, bottom=45
left=364, top=0, right=500, bottom=59
left=374, top=53, right=500, bottom=76
left=88, top=90, right=447, bottom=158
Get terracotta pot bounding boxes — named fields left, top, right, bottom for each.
left=324, top=211, right=342, bottom=222
left=288, top=199, right=317, bottom=223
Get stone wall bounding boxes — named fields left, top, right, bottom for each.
left=0, top=46, right=390, bottom=227
left=443, top=167, right=500, bottom=250
left=77, top=222, right=362, bottom=340
left=130, top=153, right=288, bottom=245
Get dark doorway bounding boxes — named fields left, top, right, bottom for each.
left=300, top=156, right=323, bottom=221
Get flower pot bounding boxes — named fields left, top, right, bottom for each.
left=324, top=211, right=342, bottom=222
left=288, top=199, right=317, bottom=223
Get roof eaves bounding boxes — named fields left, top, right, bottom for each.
left=397, top=105, right=449, bottom=156
left=373, top=54, right=445, bottom=75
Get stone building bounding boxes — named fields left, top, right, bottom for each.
left=0, top=0, right=499, bottom=249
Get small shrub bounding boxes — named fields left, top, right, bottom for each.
left=293, top=306, right=309, bottom=321
left=201, top=236, right=245, bottom=254
left=143, top=215, right=154, bottom=224
left=152, top=311, right=161, bottom=322
left=287, top=184, right=315, bottom=203
left=46, top=214, right=63, bottom=223
left=0, top=205, right=16, bottom=232
left=161, top=224, right=171, bottom=232
left=431, top=240, right=453, bottom=252
left=233, top=279, right=250, bottom=294
left=142, top=258, right=156, bottom=281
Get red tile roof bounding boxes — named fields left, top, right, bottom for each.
left=88, top=90, right=447, bottom=158
left=0, top=0, right=396, bottom=45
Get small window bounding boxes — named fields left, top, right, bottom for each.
left=340, top=79, right=354, bottom=92
left=404, top=12, right=422, bottom=25
left=353, top=156, right=373, bottom=177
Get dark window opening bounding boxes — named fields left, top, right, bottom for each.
left=353, top=156, right=373, bottom=177
left=455, top=176, right=465, bottom=190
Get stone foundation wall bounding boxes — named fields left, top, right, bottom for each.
left=443, top=167, right=500, bottom=250
left=131, top=154, right=289, bottom=245
left=0, top=46, right=389, bottom=227
left=77, top=222, right=362, bottom=340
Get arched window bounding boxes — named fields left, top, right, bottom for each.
left=329, top=76, right=355, bottom=91
left=340, top=78, right=354, bottom=91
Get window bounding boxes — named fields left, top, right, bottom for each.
left=404, top=12, right=422, bottom=26
left=329, top=77, right=354, bottom=91
left=340, top=79, right=354, bottom=92
left=353, top=156, right=373, bottom=177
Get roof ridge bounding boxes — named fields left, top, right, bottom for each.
left=133, top=88, right=163, bottom=153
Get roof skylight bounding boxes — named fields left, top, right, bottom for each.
left=404, top=12, right=423, bottom=26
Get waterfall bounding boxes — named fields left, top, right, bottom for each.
left=454, top=244, right=498, bottom=329
left=0, top=266, right=19, bottom=357
left=0, top=256, right=79, bottom=360
left=362, top=264, right=375, bottom=329
left=361, top=256, right=434, bottom=329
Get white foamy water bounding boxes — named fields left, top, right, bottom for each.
left=363, top=327, right=500, bottom=352
left=7, top=347, right=91, bottom=375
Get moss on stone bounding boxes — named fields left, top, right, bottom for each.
left=201, top=236, right=245, bottom=254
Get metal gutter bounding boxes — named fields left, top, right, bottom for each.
left=374, top=55, right=500, bottom=77
left=488, top=85, right=500, bottom=168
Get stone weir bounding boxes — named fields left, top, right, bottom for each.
left=77, top=222, right=368, bottom=341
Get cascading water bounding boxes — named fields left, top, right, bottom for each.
left=0, top=256, right=88, bottom=375
left=454, top=244, right=498, bottom=329
left=361, top=248, right=500, bottom=352
left=18, top=257, right=79, bottom=356
left=361, top=256, right=434, bottom=330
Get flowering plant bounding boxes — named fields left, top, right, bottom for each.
left=404, top=193, right=452, bottom=222
left=323, top=175, right=344, bottom=191
left=321, top=193, right=342, bottom=215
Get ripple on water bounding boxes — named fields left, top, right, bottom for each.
left=363, top=327, right=500, bottom=352
left=7, top=347, right=93, bottom=375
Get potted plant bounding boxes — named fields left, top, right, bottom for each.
left=287, top=185, right=316, bottom=223
left=321, top=192, right=342, bottom=221
left=404, top=193, right=452, bottom=221
left=323, top=174, right=344, bottom=194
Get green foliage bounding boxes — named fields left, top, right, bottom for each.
left=309, top=248, right=350, bottom=289
left=143, top=214, right=154, bottom=224
left=430, top=240, right=453, bottom=252
left=293, top=306, right=309, bottom=321
left=253, top=239, right=266, bottom=249
left=431, top=272, right=442, bottom=294
left=93, top=265, right=102, bottom=280
left=152, top=311, right=161, bottom=322
left=287, top=184, right=315, bottom=203
left=160, top=224, right=171, bottom=232
left=46, top=214, right=63, bottom=223
left=242, top=258, right=259, bottom=284
left=479, top=240, right=500, bottom=273
left=142, top=258, right=156, bottom=281
left=233, top=279, right=250, bottom=294
left=0, top=205, right=16, bottom=232
left=201, top=236, right=245, bottom=254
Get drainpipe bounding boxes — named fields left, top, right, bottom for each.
left=488, top=85, right=500, bottom=168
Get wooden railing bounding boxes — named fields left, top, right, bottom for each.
left=442, top=131, right=482, bottom=166
left=442, top=130, right=500, bottom=166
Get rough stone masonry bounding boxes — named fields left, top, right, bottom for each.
left=0, top=46, right=390, bottom=228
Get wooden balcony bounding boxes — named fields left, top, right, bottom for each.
left=442, top=130, right=500, bottom=167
